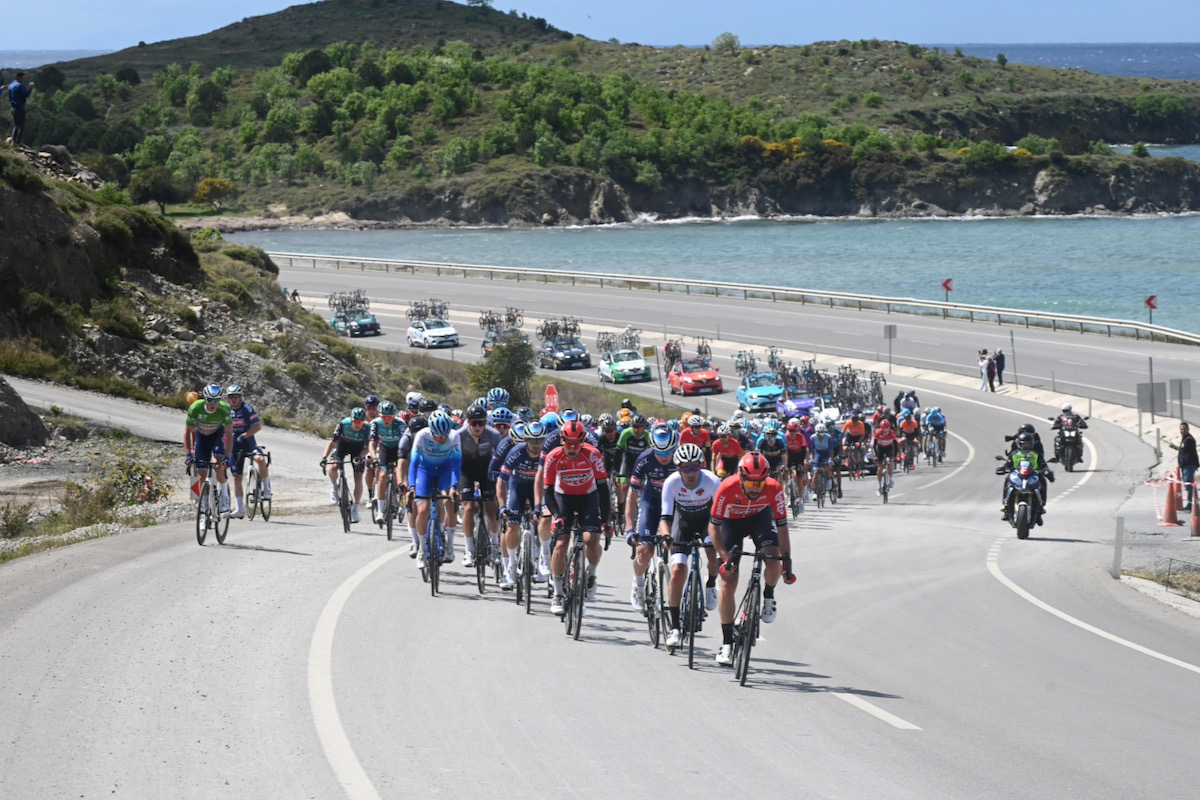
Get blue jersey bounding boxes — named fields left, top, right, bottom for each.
left=754, top=433, right=786, bottom=459
left=501, top=444, right=541, bottom=487
left=810, top=433, right=835, bottom=462
left=408, top=427, right=462, bottom=486
left=630, top=450, right=675, bottom=503
left=491, top=436, right=517, bottom=480
left=926, top=411, right=946, bottom=429
left=229, top=402, right=260, bottom=446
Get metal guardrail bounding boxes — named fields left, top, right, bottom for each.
left=268, top=252, right=1200, bottom=347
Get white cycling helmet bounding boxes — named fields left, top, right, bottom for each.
left=673, top=443, right=706, bottom=465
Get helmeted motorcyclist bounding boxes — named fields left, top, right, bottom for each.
left=1049, top=402, right=1088, bottom=464
left=997, top=431, right=1053, bottom=524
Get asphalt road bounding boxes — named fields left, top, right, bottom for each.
left=3, top=270, right=1200, bottom=798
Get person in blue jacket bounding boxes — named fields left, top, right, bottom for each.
left=8, top=72, right=34, bottom=147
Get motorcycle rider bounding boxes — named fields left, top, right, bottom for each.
left=1049, top=403, right=1088, bottom=465
left=998, top=431, right=1053, bottom=525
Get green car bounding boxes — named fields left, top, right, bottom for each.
left=597, top=349, right=651, bottom=383
left=330, top=308, right=381, bottom=337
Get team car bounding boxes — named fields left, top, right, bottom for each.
left=538, top=336, right=591, bottom=370
left=667, top=358, right=723, bottom=395
left=736, top=372, right=784, bottom=412
left=597, top=349, right=652, bottom=383
left=777, top=393, right=841, bottom=425
left=481, top=326, right=529, bottom=357
left=406, top=318, right=460, bottom=348
left=329, top=307, right=381, bottom=337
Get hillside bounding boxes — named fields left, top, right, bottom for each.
left=16, top=0, right=1200, bottom=223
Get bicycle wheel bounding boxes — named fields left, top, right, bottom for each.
left=215, top=484, right=231, bottom=545
left=339, top=476, right=352, bottom=533
left=645, top=565, right=662, bottom=648
left=195, top=486, right=209, bottom=546
left=522, top=528, right=534, bottom=614
left=736, top=583, right=761, bottom=686
left=245, top=471, right=260, bottom=521
left=429, top=525, right=442, bottom=597
left=384, top=484, right=396, bottom=541
left=571, top=547, right=587, bottom=641
left=564, top=546, right=579, bottom=634
left=685, top=569, right=703, bottom=669
left=260, top=487, right=272, bottom=521
left=475, top=516, right=488, bottom=594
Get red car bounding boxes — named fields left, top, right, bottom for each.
left=668, top=358, right=723, bottom=396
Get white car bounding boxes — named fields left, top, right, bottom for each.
left=597, top=349, right=651, bottom=383
left=407, top=318, right=460, bottom=348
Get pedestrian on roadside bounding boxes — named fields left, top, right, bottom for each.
left=994, top=349, right=1006, bottom=386
left=7, top=72, right=34, bottom=147
left=978, top=349, right=989, bottom=391
left=1180, top=422, right=1198, bottom=512
left=986, top=353, right=997, bottom=392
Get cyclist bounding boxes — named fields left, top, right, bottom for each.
left=362, top=395, right=381, bottom=504
left=809, top=423, right=837, bottom=498
left=400, top=392, right=422, bottom=424
left=711, top=423, right=743, bottom=477
left=873, top=418, right=898, bottom=495
left=728, top=418, right=754, bottom=452
left=595, top=413, right=623, bottom=479
left=320, top=407, right=371, bottom=523
left=784, top=417, right=810, bottom=505
left=755, top=419, right=788, bottom=479
left=541, top=419, right=611, bottom=616
left=486, top=386, right=510, bottom=411
left=616, top=414, right=652, bottom=513
left=498, top=421, right=547, bottom=590
left=679, top=414, right=711, bottom=457
left=841, top=413, right=868, bottom=476
left=368, top=401, right=406, bottom=525
left=458, top=403, right=502, bottom=569
left=397, top=413, right=429, bottom=557
left=660, top=443, right=722, bottom=649
left=408, top=410, right=463, bottom=566
left=225, top=384, right=271, bottom=519
left=185, top=383, right=234, bottom=514
left=627, top=424, right=679, bottom=612
left=900, top=390, right=920, bottom=417
left=898, top=408, right=921, bottom=467
left=924, top=406, right=947, bottom=461
left=709, top=452, right=792, bottom=666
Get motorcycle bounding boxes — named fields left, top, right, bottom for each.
left=995, top=455, right=1041, bottom=540
left=1049, top=415, right=1088, bottom=473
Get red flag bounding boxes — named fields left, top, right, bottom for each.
left=942, top=279, right=953, bottom=292
left=1145, top=295, right=1157, bottom=310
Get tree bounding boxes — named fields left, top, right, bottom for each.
left=996, top=53, right=1008, bottom=69
left=712, top=32, right=740, bottom=57
left=193, top=178, right=241, bottom=210
left=465, top=340, right=535, bottom=404
left=466, top=0, right=494, bottom=6
left=130, top=166, right=190, bottom=216
left=114, top=66, right=141, bottom=85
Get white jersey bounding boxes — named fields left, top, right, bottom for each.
left=660, top=469, right=722, bottom=518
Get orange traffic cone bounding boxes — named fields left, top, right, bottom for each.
left=1191, top=480, right=1200, bottom=537
left=1160, top=470, right=1182, bottom=527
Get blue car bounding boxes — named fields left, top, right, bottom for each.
left=736, top=372, right=783, bottom=412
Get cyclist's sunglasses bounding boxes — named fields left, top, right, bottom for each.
left=741, top=478, right=766, bottom=492
left=493, top=423, right=511, bottom=432
left=381, top=415, right=395, bottom=423
left=679, top=465, right=702, bottom=474
left=468, top=420, right=486, bottom=427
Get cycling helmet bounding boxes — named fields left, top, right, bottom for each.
left=878, top=419, right=890, bottom=430
left=738, top=452, right=770, bottom=481
left=580, top=414, right=595, bottom=429
left=877, top=405, right=886, bottom=414
left=674, top=443, right=706, bottom=465
left=540, top=412, right=561, bottom=431
left=225, top=384, right=242, bottom=397
left=650, top=424, right=678, bottom=455
left=364, top=394, right=380, bottom=407
left=798, top=415, right=810, bottom=426
left=406, top=391, right=422, bottom=409
left=631, top=414, right=648, bottom=428
left=508, top=420, right=526, bottom=442
left=815, top=423, right=827, bottom=433
left=763, top=420, right=780, bottom=434
left=559, top=408, right=579, bottom=422
left=561, top=420, right=586, bottom=444
left=350, top=407, right=367, bottom=422
left=716, top=423, right=732, bottom=436
left=598, top=413, right=616, bottom=431
left=466, top=403, right=488, bottom=422
left=379, top=400, right=397, bottom=416
left=419, top=398, right=438, bottom=413
left=202, top=383, right=222, bottom=401
left=428, top=411, right=453, bottom=437
left=731, top=409, right=745, bottom=420
left=688, top=415, right=703, bottom=427
left=438, top=402, right=452, bottom=414
left=408, top=415, right=428, bottom=434
left=667, top=419, right=681, bottom=433
left=451, top=408, right=464, bottom=420
left=524, top=420, right=546, bottom=442
left=490, top=407, right=515, bottom=426
left=852, top=403, right=863, bottom=413
left=621, top=398, right=635, bottom=410
left=786, top=418, right=800, bottom=431
left=516, top=406, right=533, bottom=422
left=1016, top=432, right=1035, bottom=450
left=487, top=387, right=510, bottom=408
left=1062, top=403, right=1072, bottom=413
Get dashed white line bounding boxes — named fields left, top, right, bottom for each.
left=833, top=693, right=923, bottom=730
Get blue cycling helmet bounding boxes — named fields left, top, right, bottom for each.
left=524, top=420, right=546, bottom=442
left=428, top=411, right=453, bottom=437
left=509, top=420, right=527, bottom=442
left=486, top=387, right=510, bottom=408
left=667, top=419, right=681, bottom=433
left=763, top=419, right=780, bottom=434
left=473, top=397, right=488, bottom=410
left=540, top=412, right=561, bottom=431
left=516, top=405, right=533, bottom=422
left=490, top=407, right=515, bottom=426
left=560, top=408, right=579, bottom=422
left=364, top=394, right=380, bottom=407
left=202, top=383, right=223, bottom=401
left=650, top=423, right=678, bottom=456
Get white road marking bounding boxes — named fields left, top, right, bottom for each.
left=987, top=539, right=1200, bottom=676
left=890, top=430, right=975, bottom=498
left=309, top=549, right=407, bottom=800
left=833, top=693, right=923, bottom=730
left=1060, top=359, right=1089, bottom=366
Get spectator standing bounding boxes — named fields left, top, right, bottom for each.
left=986, top=353, right=997, bottom=392
left=1179, top=422, right=1198, bottom=512
left=977, top=350, right=989, bottom=391
left=7, top=72, right=34, bottom=147
left=994, top=349, right=1006, bottom=386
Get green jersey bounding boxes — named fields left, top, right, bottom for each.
left=186, top=399, right=233, bottom=436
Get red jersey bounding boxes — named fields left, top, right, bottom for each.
left=711, top=475, right=788, bottom=524
left=542, top=444, right=607, bottom=495
left=680, top=427, right=712, bottom=451
left=785, top=431, right=809, bottom=455
left=711, top=437, right=744, bottom=471
left=874, top=427, right=898, bottom=447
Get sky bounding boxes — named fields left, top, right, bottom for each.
left=12, top=0, right=1200, bottom=51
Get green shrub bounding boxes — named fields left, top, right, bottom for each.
left=1132, top=142, right=1151, bottom=158
left=92, top=298, right=144, bottom=340
left=1015, top=134, right=1059, bottom=155
left=262, top=363, right=278, bottom=379
left=92, top=443, right=175, bottom=505
left=863, top=92, right=883, bottom=108
left=0, top=156, right=46, bottom=193
left=94, top=183, right=132, bottom=206
left=222, top=245, right=277, bottom=273
left=93, top=213, right=134, bottom=249
left=285, top=362, right=314, bottom=384
left=961, top=140, right=1010, bottom=169
left=245, top=342, right=270, bottom=357
left=0, top=499, right=35, bottom=538
left=464, top=340, right=535, bottom=404
left=1132, top=92, right=1187, bottom=122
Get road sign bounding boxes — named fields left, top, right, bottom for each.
left=942, top=279, right=953, bottom=292
left=1136, top=382, right=1167, bottom=414
left=1170, top=378, right=1192, bottom=419
left=543, top=384, right=559, bottom=413
left=883, top=325, right=897, bottom=339
left=642, top=346, right=655, bottom=358
left=1145, top=295, right=1157, bottom=310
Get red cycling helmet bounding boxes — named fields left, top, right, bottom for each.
left=878, top=419, right=891, bottom=430
left=561, top=419, right=586, bottom=444
left=738, top=452, right=770, bottom=482
left=786, top=418, right=800, bottom=431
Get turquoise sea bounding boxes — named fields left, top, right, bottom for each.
left=233, top=213, right=1200, bottom=335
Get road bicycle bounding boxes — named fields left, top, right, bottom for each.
left=322, top=455, right=360, bottom=533
left=638, top=536, right=670, bottom=649
left=419, top=493, right=451, bottom=596
left=695, top=337, right=712, bottom=360
left=923, top=426, right=940, bottom=467
left=513, top=509, right=537, bottom=613
left=560, top=522, right=589, bottom=640
left=190, top=460, right=230, bottom=546
left=877, top=453, right=893, bottom=503
left=242, top=447, right=271, bottom=522
left=784, top=466, right=803, bottom=519
left=669, top=532, right=710, bottom=669
left=465, top=491, right=501, bottom=594
left=723, top=546, right=787, bottom=687
left=504, top=306, right=524, bottom=328
left=904, top=434, right=920, bottom=473
left=376, top=453, right=406, bottom=540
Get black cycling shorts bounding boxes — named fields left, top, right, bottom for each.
left=716, top=507, right=779, bottom=553
left=553, top=491, right=601, bottom=536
